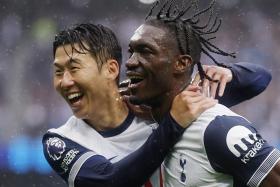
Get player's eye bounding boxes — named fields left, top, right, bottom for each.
left=70, top=66, right=79, bottom=71
left=54, top=69, right=63, bottom=76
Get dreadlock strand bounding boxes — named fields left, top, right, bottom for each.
left=201, top=47, right=229, bottom=68
left=184, top=24, right=190, bottom=54
left=190, top=0, right=200, bottom=24
left=157, top=0, right=170, bottom=19
left=191, top=7, right=214, bottom=30
left=191, top=0, right=216, bottom=20
left=206, top=36, right=217, bottom=41
left=205, top=16, right=220, bottom=33
left=200, top=39, right=229, bottom=56
left=199, top=36, right=236, bottom=58
left=197, top=61, right=219, bottom=82
left=175, top=22, right=187, bottom=54
left=198, top=20, right=221, bottom=35
left=145, top=1, right=159, bottom=20
left=146, top=0, right=236, bottom=73
left=174, top=5, right=192, bottom=20
left=165, top=0, right=176, bottom=17
left=172, top=5, right=180, bottom=18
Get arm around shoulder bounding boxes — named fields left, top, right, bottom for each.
left=42, top=114, right=186, bottom=187
left=219, top=62, right=272, bottom=107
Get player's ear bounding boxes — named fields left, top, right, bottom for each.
left=103, top=59, right=119, bottom=80
left=174, top=55, right=193, bottom=74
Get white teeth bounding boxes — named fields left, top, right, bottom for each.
left=129, top=75, right=143, bottom=79
left=68, top=93, right=82, bottom=100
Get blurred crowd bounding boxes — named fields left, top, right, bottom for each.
left=0, top=0, right=279, bottom=186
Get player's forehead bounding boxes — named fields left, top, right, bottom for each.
left=53, top=43, right=89, bottom=66
left=129, top=24, right=168, bottom=47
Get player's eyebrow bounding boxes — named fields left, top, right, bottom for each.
left=129, top=41, right=157, bottom=52
left=69, top=57, right=82, bottom=65
left=53, top=57, right=82, bottom=68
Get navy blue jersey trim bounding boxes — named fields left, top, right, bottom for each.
left=247, top=149, right=280, bottom=187
left=97, top=111, right=134, bottom=137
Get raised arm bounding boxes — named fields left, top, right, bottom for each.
left=196, top=62, right=272, bottom=107
left=218, top=62, right=271, bottom=107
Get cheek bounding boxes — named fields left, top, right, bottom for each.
left=53, top=78, right=61, bottom=92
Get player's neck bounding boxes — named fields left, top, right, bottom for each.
left=151, top=83, right=187, bottom=122
left=150, top=91, right=177, bottom=122
left=84, top=91, right=129, bottom=131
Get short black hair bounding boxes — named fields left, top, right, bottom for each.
left=53, top=23, right=122, bottom=82
left=146, top=0, right=235, bottom=81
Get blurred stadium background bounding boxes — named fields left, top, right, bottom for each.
left=0, top=0, right=279, bottom=186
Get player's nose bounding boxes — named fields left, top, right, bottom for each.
left=60, top=71, right=74, bottom=89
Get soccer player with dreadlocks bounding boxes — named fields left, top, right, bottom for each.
left=42, top=22, right=217, bottom=187
left=126, top=0, right=280, bottom=186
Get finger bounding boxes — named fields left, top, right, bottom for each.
left=202, top=65, right=210, bottom=72
left=182, top=95, right=205, bottom=104
left=191, top=72, right=201, bottom=86
left=202, top=67, right=215, bottom=95
left=210, top=73, right=220, bottom=98
left=204, top=66, right=215, bottom=78
left=195, top=98, right=218, bottom=113
left=218, top=75, right=228, bottom=97
left=180, top=90, right=202, bottom=99
left=184, top=85, right=201, bottom=92
left=201, top=80, right=209, bottom=97
left=210, top=82, right=218, bottom=98
left=200, top=98, right=218, bottom=111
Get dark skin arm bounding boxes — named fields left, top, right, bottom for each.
left=260, top=161, right=280, bottom=187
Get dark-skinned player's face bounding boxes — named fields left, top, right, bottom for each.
left=126, top=23, right=178, bottom=105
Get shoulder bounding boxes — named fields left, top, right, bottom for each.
left=202, top=112, right=280, bottom=186
left=42, top=131, right=96, bottom=181
left=203, top=114, right=253, bottom=158
left=191, top=104, right=241, bottom=132
left=176, top=104, right=240, bottom=151
left=47, top=116, right=78, bottom=135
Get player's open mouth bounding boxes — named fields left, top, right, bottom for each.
left=67, top=92, right=84, bottom=105
left=127, top=75, right=145, bottom=88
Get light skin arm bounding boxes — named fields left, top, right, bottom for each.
left=192, top=63, right=272, bottom=107
left=192, top=65, right=232, bottom=98
left=260, top=161, right=280, bottom=187
left=170, top=84, right=217, bottom=126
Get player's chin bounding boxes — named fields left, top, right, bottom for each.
left=72, top=109, right=88, bottom=119
left=128, top=95, right=145, bottom=105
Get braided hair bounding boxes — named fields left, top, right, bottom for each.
left=145, top=0, right=236, bottom=81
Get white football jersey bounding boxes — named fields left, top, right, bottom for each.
left=43, top=111, right=164, bottom=187
left=163, top=104, right=280, bottom=187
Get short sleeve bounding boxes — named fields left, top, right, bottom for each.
left=42, top=132, right=96, bottom=184
left=204, top=115, right=280, bottom=187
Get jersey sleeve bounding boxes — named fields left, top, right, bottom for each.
left=218, top=62, right=272, bottom=107
left=204, top=115, right=280, bottom=187
left=42, top=113, right=185, bottom=187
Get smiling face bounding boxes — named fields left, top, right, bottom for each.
left=126, top=23, right=180, bottom=106
left=53, top=43, right=109, bottom=119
